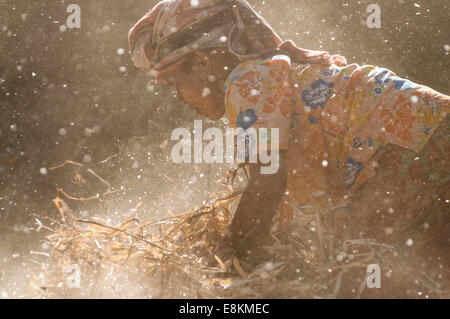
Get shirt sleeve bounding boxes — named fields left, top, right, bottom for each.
left=224, top=56, right=293, bottom=155
left=343, top=65, right=449, bottom=153
left=341, top=64, right=449, bottom=188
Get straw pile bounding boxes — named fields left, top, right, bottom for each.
left=29, top=167, right=448, bottom=299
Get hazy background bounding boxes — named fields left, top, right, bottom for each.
left=0, top=0, right=449, bottom=297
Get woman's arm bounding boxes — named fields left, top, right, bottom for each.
left=219, top=56, right=293, bottom=262
left=218, top=151, right=287, bottom=260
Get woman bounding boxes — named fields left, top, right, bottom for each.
left=129, top=0, right=449, bottom=265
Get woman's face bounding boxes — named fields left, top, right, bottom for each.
left=158, top=51, right=233, bottom=121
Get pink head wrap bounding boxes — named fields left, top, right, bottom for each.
left=128, top=0, right=346, bottom=75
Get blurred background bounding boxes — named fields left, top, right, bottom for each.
left=0, top=0, right=449, bottom=297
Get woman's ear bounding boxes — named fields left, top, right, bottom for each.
left=193, top=50, right=211, bottom=73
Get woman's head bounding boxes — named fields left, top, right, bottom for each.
left=128, top=0, right=282, bottom=120
left=160, top=48, right=239, bottom=120
left=128, top=0, right=347, bottom=120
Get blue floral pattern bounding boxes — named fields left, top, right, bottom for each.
left=236, top=109, right=257, bottom=130
left=345, top=156, right=365, bottom=189
left=374, top=69, right=391, bottom=84
left=392, top=77, right=415, bottom=90
left=301, top=79, right=334, bottom=109
left=309, top=115, right=319, bottom=124
left=374, top=69, right=415, bottom=90
left=322, top=68, right=335, bottom=77
left=353, top=137, right=373, bottom=149
left=422, top=125, right=431, bottom=136
left=373, top=87, right=383, bottom=95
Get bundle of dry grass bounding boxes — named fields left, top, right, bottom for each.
left=28, top=167, right=448, bottom=299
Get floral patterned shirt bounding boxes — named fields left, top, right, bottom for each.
left=224, top=55, right=449, bottom=211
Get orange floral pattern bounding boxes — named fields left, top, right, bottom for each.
left=233, top=70, right=261, bottom=104
left=381, top=95, right=416, bottom=142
